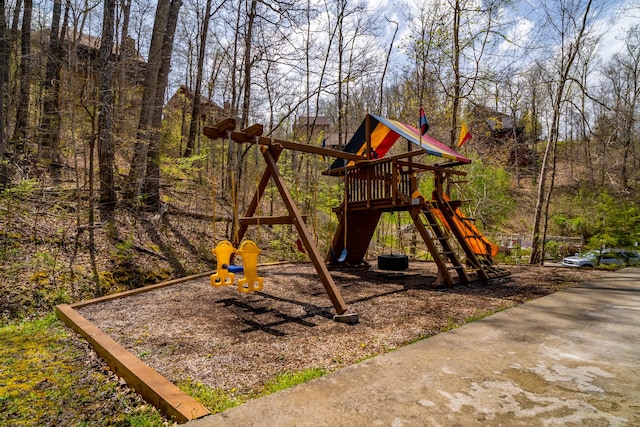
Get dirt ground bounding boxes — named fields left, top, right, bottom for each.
left=77, top=262, right=607, bottom=394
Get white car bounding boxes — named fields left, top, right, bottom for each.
left=562, top=249, right=640, bottom=268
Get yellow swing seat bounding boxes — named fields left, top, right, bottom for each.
left=236, top=240, right=263, bottom=293
left=211, top=240, right=236, bottom=287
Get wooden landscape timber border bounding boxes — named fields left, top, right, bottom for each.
left=56, top=263, right=295, bottom=422
left=55, top=271, right=215, bottom=423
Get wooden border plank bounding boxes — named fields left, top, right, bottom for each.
left=55, top=304, right=210, bottom=423
left=69, top=271, right=214, bottom=309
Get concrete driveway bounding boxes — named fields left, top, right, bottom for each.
left=187, top=268, right=640, bottom=426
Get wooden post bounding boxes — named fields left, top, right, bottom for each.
left=261, top=146, right=356, bottom=322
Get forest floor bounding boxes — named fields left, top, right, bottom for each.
left=0, top=184, right=610, bottom=424
left=77, top=262, right=607, bottom=398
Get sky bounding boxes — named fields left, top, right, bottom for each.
left=367, top=0, right=638, bottom=67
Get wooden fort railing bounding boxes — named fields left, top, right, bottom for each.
left=339, top=150, right=434, bottom=211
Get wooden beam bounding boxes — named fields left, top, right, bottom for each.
left=397, top=161, right=467, bottom=176
left=321, top=150, right=464, bottom=177
left=68, top=271, right=214, bottom=309
left=204, top=122, right=365, bottom=161
left=256, top=135, right=364, bottom=160
left=262, top=146, right=351, bottom=317
left=203, top=118, right=236, bottom=138
left=55, top=304, right=210, bottom=423
left=240, top=123, right=264, bottom=138
left=239, top=215, right=307, bottom=226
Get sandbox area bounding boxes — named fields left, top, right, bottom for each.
left=71, top=262, right=606, bottom=400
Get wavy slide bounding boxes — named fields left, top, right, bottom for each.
left=431, top=194, right=499, bottom=258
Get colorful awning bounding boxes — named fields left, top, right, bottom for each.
left=330, top=114, right=471, bottom=170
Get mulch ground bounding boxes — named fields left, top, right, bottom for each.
left=76, top=262, right=607, bottom=394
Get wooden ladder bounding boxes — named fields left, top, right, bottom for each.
left=410, top=206, right=470, bottom=286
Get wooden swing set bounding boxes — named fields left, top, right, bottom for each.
left=203, top=115, right=509, bottom=324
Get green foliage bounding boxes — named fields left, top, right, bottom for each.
left=552, top=189, right=640, bottom=249
left=0, top=178, right=39, bottom=201
left=0, top=314, right=165, bottom=426
left=456, top=156, right=514, bottom=230
left=259, top=368, right=327, bottom=395
left=161, top=152, right=209, bottom=182
left=179, top=379, right=247, bottom=414
left=179, top=367, right=326, bottom=415
left=495, top=245, right=531, bottom=265
left=544, top=240, right=560, bottom=261
left=518, top=111, right=542, bottom=140
left=112, top=239, right=135, bottom=263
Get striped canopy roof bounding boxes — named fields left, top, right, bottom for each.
left=329, top=114, right=470, bottom=170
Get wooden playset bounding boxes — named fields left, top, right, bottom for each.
left=203, top=114, right=509, bottom=323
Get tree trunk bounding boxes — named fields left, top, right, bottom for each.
left=0, top=0, right=7, bottom=187
left=116, top=0, right=131, bottom=129
left=240, top=0, right=257, bottom=129
left=97, top=0, right=117, bottom=213
left=126, top=0, right=170, bottom=202
left=449, top=0, right=461, bottom=149
left=13, top=0, right=32, bottom=147
left=530, top=0, right=594, bottom=264
left=126, top=1, right=167, bottom=188
left=143, top=0, right=182, bottom=211
left=378, top=18, right=398, bottom=116
left=337, top=0, right=344, bottom=147
left=39, top=0, right=66, bottom=178
left=184, top=0, right=212, bottom=157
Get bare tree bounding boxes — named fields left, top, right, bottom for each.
left=184, top=0, right=214, bottom=157
left=529, top=0, right=602, bottom=264
left=126, top=0, right=170, bottom=202
left=13, top=0, right=32, bottom=147
left=0, top=0, right=7, bottom=186
left=39, top=0, right=70, bottom=178
left=126, top=0, right=182, bottom=210
left=143, top=0, right=183, bottom=210
left=97, top=0, right=118, bottom=213
left=115, top=0, right=132, bottom=125
left=604, top=25, right=640, bottom=191
left=401, top=0, right=509, bottom=144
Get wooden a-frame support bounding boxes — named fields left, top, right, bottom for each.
left=204, top=120, right=361, bottom=324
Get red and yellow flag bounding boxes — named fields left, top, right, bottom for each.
left=458, top=122, right=472, bottom=147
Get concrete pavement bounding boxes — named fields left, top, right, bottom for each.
left=186, top=268, right=640, bottom=426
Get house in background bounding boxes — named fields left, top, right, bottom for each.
left=58, top=30, right=147, bottom=85
left=470, top=105, right=525, bottom=142
left=166, top=85, right=226, bottom=123
left=294, top=116, right=353, bottom=150
left=469, top=105, right=533, bottom=169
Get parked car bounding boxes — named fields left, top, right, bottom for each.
left=562, top=249, right=640, bottom=268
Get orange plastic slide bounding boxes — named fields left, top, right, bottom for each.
left=431, top=194, right=499, bottom=258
